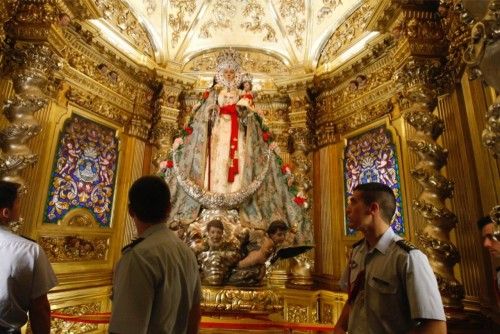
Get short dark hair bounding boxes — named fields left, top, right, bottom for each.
left=207, top=219, right=223, bottom=232
left=128, top=176, right=170, bottom=224
left=353, top=182, right=396, bottom=223
left=0, top=181, right=20, bottom=210
left=267, top=220, right=288, bottom=235
left=477, top=216, right=493, bottom=230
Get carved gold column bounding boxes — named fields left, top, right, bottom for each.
left=1, top=0, right=61, bottom=188
left=393, top=10, right=464, bottom=307
left=150, top=82, right=183, bottom=169
left=285, top=82, right=314, bottom=287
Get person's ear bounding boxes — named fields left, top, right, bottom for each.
left=0, top=207, right=10, bottom=220
left=369, top=202, right=380, bottom=215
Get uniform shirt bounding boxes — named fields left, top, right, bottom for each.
left=0, top=225, right=58, bottom=329
left=109, top=223, right=201, bottom=334
left=339, top=227, right=445, bottom=334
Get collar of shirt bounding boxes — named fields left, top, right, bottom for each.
left=0, top=224, right=11, bottom=232
left=138, top=223, right=168, bottom=239
left=365, top=227, right=395, bottom=255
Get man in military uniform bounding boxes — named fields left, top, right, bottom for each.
left=334, top=182, right=446, bottom=334
left=0, top=181, right=58, bottom=334
left=109, top=176, right=201, bottom=334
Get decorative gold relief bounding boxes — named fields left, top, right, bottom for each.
left=39, top=235, right=109, bottom=262
left=317, top=0, right=344, bottom=22
left=51, top=302, right=100, bottom=333
left=241, top=0, right=277, bottom=42
left=201, top=286, right=283, bottom=313
left=199, top=0, right=236, bottom=38
left=169, top=0, right=197, bottom=47
left=318, top=2, right=375, bottom=66
left=287, top=304, right=309, bottom=323
left=184, top=50, right=289, bottom=75
left=392, top=15, right=447, bottom=56
left=277, top=0, right=306, bottom=49
left=126, top=114, right=150, bottom=140
left=62, top=208, right=99, bottom=227
left=92, top=0, right=154, bottom=57
left=65, top=86, right=131, bottom=125
left=394, top=58, right=464, bottom=308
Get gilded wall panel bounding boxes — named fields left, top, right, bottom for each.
left=435, top=92, right=484, bottom=308
left=39, top=235, right=110, bottom=263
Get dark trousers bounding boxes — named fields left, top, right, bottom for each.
left=0, top=325, right=21, bottom=334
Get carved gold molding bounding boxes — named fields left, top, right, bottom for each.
left=201, top=286, right=283, bottom=314
left=51, top=302, right=101, bottom=333
left=39, top=235, right=110, bottom=262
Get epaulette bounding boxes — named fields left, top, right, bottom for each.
left=121, top=238, right=144, bottom=253
left=352, top=238, right=365, bottom=248
left=21, top=235, right=36, bottom=243
left=396, top=239, right=418, bottom=252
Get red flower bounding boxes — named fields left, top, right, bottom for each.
left=202, top=91, right=209, bottom=100
left=184, top=127, right=193, bottom=135
left=166, top=160, right=174, bottom=168
left=281, top=163, right=291, bottom=174
left=293, top=196, right=306, bottom=206
left=262, top=131, right=271, bottom=142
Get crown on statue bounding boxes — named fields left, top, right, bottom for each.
left=241, top=73, right=253, bottom=83
left=216, top=49, right=242, bottom=72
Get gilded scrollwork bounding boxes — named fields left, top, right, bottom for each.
left=39, top=235, right=109, bottom=262
left=51, top=302, right=100, bottom=333
left=406, top=140, right=448, bottom=169
left=169, top=0, right=197, bottom=47
left=287, top=304, right=309, bottom=323
left=126, top=114, right=150, bottom=140
left=184, top=50, right=289, bottom=75
left=92, top=0, right=154, bottom=56
left=277, top=0, right=305, bottom=49
left=241, top=0, right=277, bottom=42
left=318, top=1, right=374, bottom=65
left=199, top=0, right=236, bottom=38
left=317, top=0, right=344, bottom=22
left=201, top=286, right=283, bottom=313
left=417, top=231, right=461, bottom=266
left=65, top=87, right=131, bottom=125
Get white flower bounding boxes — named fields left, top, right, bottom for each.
left=269, top=142, right=278, bottom=151
left=172, top=137, right=183, bottom=151
left=159, top=160, right=168, bottom=169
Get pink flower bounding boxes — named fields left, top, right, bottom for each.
left=172, top=137, right=183, bottom=150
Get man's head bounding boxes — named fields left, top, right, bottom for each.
left=347, top=182, right=396, bottom=230
left=477, top=215, right=500, bottom=258
left=128, top=176, right=170, bottom=224
left=267, top=220, right=288, bottom=245
left=0, top=181, right=21, bottom=224
left=207, top=220, right=224, bottom=246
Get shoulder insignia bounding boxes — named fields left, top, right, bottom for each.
left=21, top=235, right=36, bottom=243
left=396, top=239, right=418, bottom=252
left=121, top=237, right=144, bottom=253
left=352, top=238, right=365, bottom=248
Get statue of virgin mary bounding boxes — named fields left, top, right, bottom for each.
left=161, top=49, right=312, bottom=252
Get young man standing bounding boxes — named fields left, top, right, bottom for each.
left=109, top=176, right=201, bottom=334
left=0, top=181, right=58, bottom=334
left=334, top=182, right=446, bottom=334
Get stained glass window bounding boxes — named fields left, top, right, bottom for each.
left=344, top=126, right=404, bottom=235
left=44, top=115, right=119, bottom=228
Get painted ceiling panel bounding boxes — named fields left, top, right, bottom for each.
left=93, top=0, right=369, bottom=72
